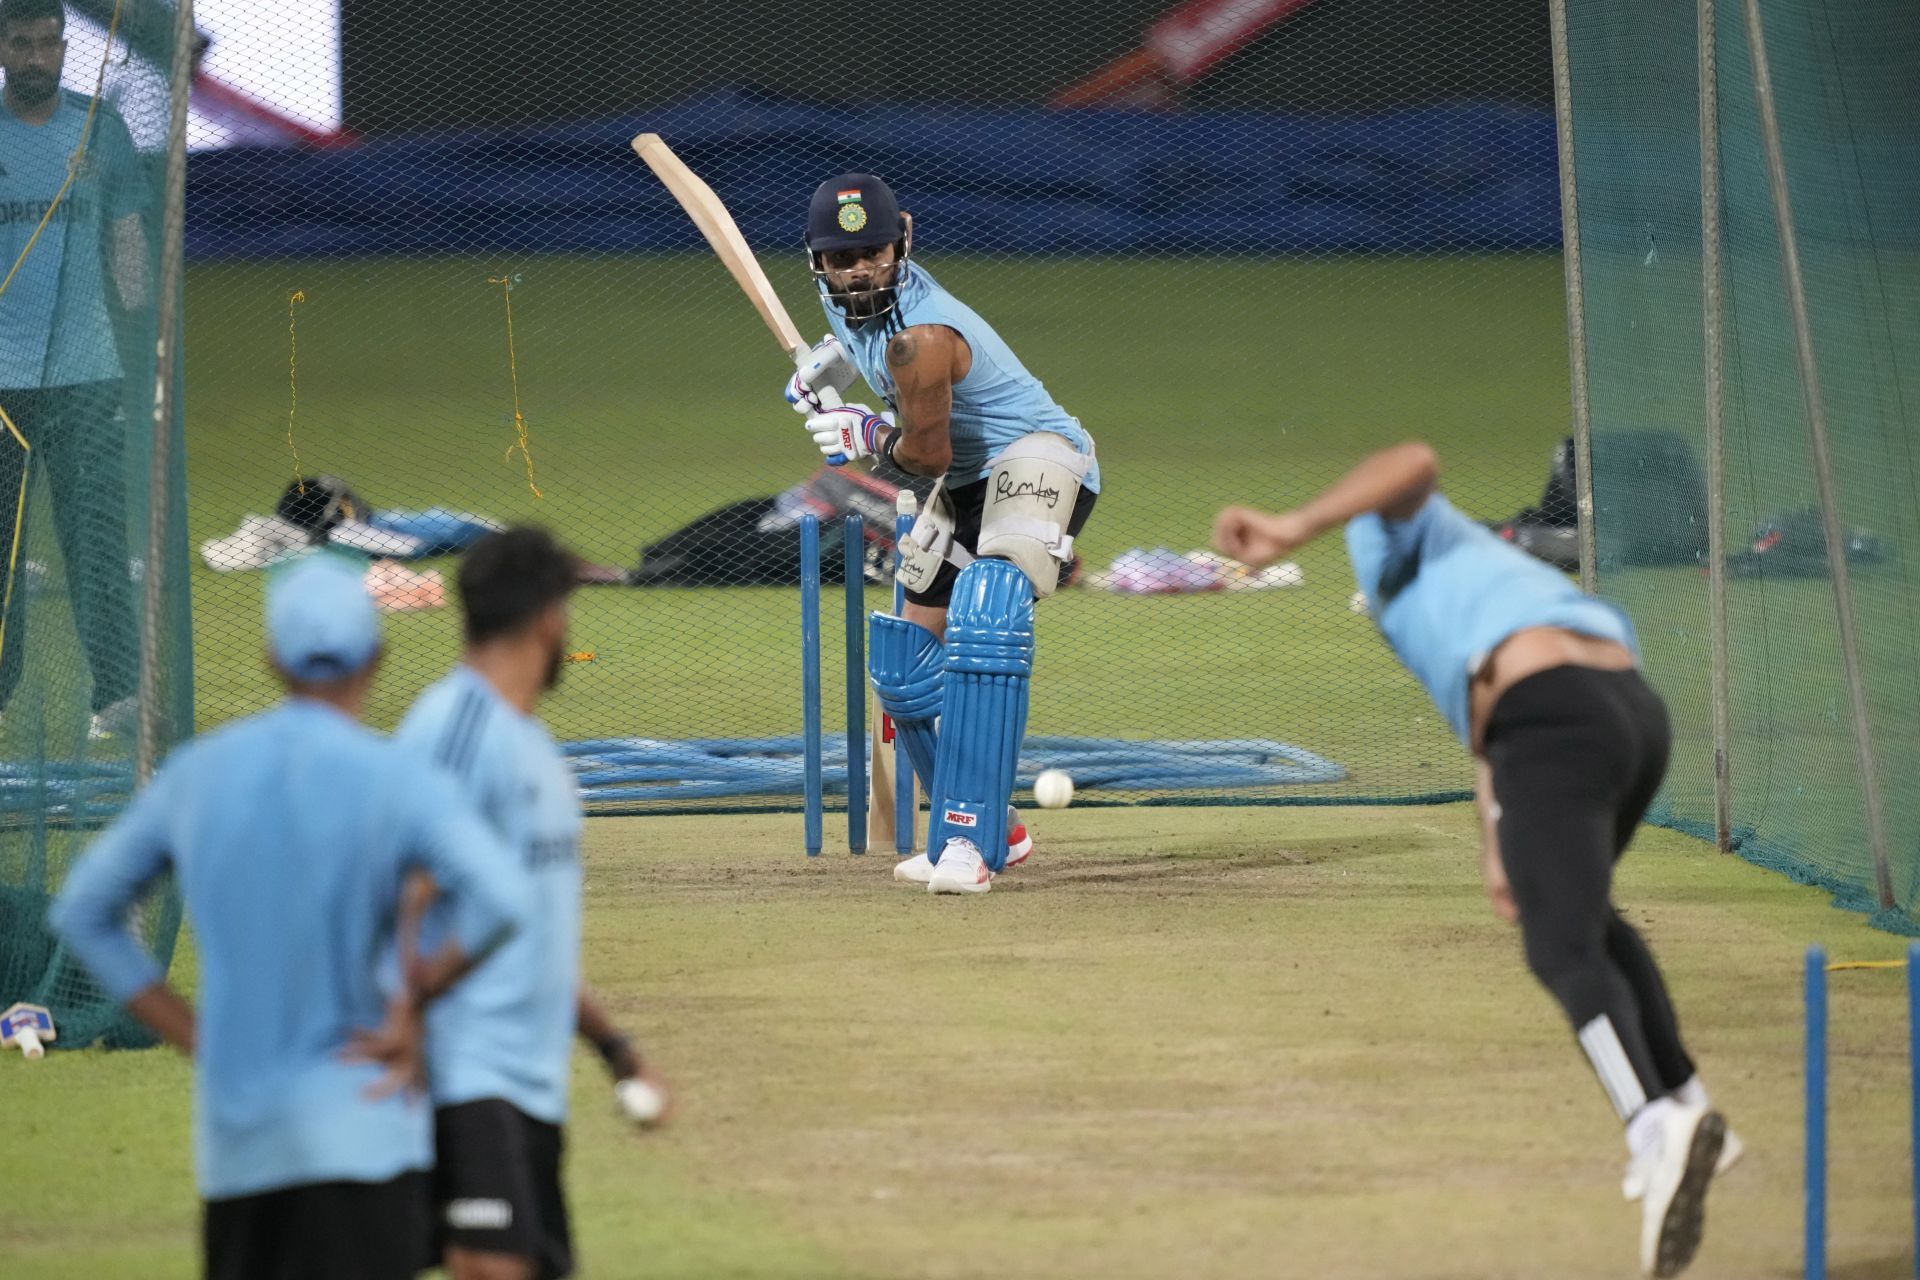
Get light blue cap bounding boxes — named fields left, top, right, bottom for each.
left=265, top=552, right=381, bottom=681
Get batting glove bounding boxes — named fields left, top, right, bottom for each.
left=806, top=405, right=893, bottom=464
left=785, top=335, right=856, bottom=414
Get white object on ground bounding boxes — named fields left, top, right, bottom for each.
left=1, top=1002, right=55, bottom=1059
left=1033, top=769, right=1074, bottom=810
left=614, top=1077, right=668, bottom=1126
left=893, top=853, right=935, bottom=884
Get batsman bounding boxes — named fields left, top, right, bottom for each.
left=786, top=173, right=1100, bottom=895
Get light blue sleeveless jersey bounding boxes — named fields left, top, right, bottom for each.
left=396, top=665, right=584, bottom=1125
left=818, top=264, right=1100, bottom=492
left=1345, top=494, right=1638, bottom=743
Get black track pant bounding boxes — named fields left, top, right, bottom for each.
left=0, top=382, right=138, bottom=714
left=1484, top=665, right=1696, bottom=1119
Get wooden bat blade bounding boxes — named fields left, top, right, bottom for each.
left=866, top=694, right=898, bottom=849
left=630, top=132, right=806, bottom=355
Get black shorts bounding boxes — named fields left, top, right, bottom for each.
left=903, top=474, right=1100, bottom=608
left=434, top=1099, right=574, bottom=1279
left=203, top=1171, right=430, bottom=1280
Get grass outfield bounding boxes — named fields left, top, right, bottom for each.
left=5, top=805, right=1912, bottom=1278
left=180, top=253, right=1570, bottom=800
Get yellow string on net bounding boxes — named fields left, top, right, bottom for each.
left=0, top=0, right=128, bottom=303
left=286, top=291, right=306, bottom=490
left=488, top=274, right=542, bottom=498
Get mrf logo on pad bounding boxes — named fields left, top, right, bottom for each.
left=943, top=808, right=977, bottom=827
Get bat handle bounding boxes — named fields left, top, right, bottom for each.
left=794, top=348, right=849, bottom=466
left=16, top=1027, right=43, bottom=1059
left=817, top=386, right=849, bottom=466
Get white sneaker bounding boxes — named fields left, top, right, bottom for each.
left=1005, top=805, right=1033, bottom=869
left=1714, top=1127, right=1744, bottom=1177
left=89, top=696, right=138, bottom=741
left=1625, top=1101, right=1725, bottom=1278
left=1668, top=1078, right=1743, bottom=1178
left=928, top=840, right=991, bottom=895
left=893, top=853, right=934, bottom=884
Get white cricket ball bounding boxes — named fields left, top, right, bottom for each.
left=1033, top=769, right=1074, bottom=810
left=615, top=1077, right=668, bottom=1126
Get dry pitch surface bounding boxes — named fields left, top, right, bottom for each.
left=5, top=804, right=1913, bottom=1279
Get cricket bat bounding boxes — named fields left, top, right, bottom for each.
left=630, top=132, right=848, bottom=462
left=868, top=490, right=919, bottom=852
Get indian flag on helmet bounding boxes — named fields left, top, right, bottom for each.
left=836, top=189, right=863, bottom=204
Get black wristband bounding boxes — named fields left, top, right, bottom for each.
left=876, top=426, right=902, bottom=467
left=592, top=1031, right=633, bottom=1070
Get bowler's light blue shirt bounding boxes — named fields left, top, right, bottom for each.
left=49, top=699, right=530, bottom=1200
left=395, top=666, right=583, bottom=1126
left=1346, top=494, right=1637, bottom=742
left=0, top=90, right=145, bottom=388
left=821, top=264, right=1100, bottom=491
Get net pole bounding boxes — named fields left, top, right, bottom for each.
left=1546, top=0, right=1598, bottom=593
left=136, top=0, right=196, bottom=785
left=1699, top=0, right=1732, bottom=853
left=1740, top=0, right=1895, bottom=911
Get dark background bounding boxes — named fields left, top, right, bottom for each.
left=341, top=0, right=1552, bottom=134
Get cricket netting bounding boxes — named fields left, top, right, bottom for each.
left=1562, top=0, right=1920, bottom=929
left=181, top=0, right=1569, bottom=823
left=0, top=0, right=192, bottom=1047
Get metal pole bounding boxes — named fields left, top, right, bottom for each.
left=135, top=0, right=197, bottom=785
left=1742, top=0, right=1896, bottom=911
left=843, top=513, right=867, bottom=853
left=1699, top=0, right=1733, bottom=852
left=1547, top=0, right=1599, bottom=594
left=1804, top=945, right=1826, bottom=1280
left=800, top=515, right=822, bottom=857
left=1909, top=942, right=1920, bottom=1279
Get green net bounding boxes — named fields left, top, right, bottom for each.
left=182, top=0, right=1567, bottom=825
left=1565, top=0, right=1920, bottom=929
left=0, top=0, right=192, bottom=1047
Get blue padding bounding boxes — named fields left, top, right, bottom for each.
left=184, top=93, right=1564, bottom=261
left=928, top=559, right=1033, bottom=872
left=869, top=613, right=943, bottom=792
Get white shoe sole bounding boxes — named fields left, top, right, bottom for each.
left=1648, top=1110, right=1724, bottom=1278
left=893, top=855, right=934, bottom=884
left=928, top=869, right=991, bottom=895
left=1715, top=1129, right=1744, bottom=1178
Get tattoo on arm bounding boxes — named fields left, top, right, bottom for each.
left=886, top=332, right=918, bottom=370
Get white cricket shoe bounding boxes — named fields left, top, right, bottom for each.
left=1669, top=1078, right=1743, bottom=1177
left=896, top=811, right=1029, bottom=882
left=1005, top=806, right=1033, bottom=869
left=1624, top=1101, right=1725, bottom=1278
left=1623, top=1122, right=1744, bottom=1201
left=89, top=695, right=138, bottom=742
left=1713, top=1128, right=1744, bottom=1177
left=928, top=839, right=991, bottom=895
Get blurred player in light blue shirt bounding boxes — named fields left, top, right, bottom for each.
left=395, top=528, right=663, bottom=1280
left=49, top=551, right=531, bottom=1280
left=1214, top=443, right=1735, bottom=1278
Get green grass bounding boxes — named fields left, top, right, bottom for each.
left=179, top=253, right=1572, bottom=800
left=5, top=805, right=1912, bottom=1278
